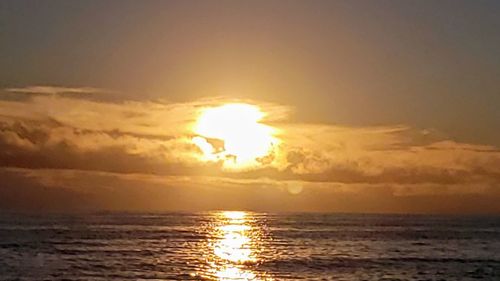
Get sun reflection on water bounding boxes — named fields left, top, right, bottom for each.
left=199, top=211, right=271, bottom=281
left=214, top=212, right=255, bottom=264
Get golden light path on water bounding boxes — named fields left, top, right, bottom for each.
left=196, top=211, right=273, bottom=281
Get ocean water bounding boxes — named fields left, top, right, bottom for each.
left=0, top=212, right=499, bottom=280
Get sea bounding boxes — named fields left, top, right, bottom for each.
left=0, top=212, right=499, bottom=280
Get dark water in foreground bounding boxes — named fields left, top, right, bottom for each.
left=0, top=212, right=499, bottom=280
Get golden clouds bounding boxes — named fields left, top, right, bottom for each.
left=0, top=86, right=499, bottom=212
left=0, top=89, right=499, bottom=184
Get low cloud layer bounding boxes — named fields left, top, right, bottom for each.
left=1, top=86, right=499, bottom=213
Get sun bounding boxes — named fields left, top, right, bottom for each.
left=192, top=103, right=279, bottom=169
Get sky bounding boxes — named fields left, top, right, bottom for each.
left=1, top=0, right=499, bottom=213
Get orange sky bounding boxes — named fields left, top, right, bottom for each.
left=1, top=1, right=500, bottom=213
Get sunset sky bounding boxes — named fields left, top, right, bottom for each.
left=1, top=0, right=499, bottom=213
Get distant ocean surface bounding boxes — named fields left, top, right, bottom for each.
left=0, top=212, right=499, bottom=280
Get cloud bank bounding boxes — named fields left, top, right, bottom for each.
left=1, top=86, right=499, bottom=213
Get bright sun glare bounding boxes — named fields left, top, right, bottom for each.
left=192, top=103, right=278, bottom=169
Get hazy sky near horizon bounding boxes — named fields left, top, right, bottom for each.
left=1, top=0, right=499, bottom=213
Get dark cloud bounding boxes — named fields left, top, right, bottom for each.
left=1, top=168, right=500, bottom=214
left=0, top=86, right=130, bottom=105
left=0, top=119, right=209, bottom=176
left=0, top=168, right=96, bottom=212
left=272, top=148, right=500, bottom=185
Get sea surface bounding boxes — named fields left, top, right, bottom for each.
left=0, top=212, right=499, bottom=280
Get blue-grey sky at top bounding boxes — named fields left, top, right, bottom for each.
left=1, top=0, right=499, bottom=145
